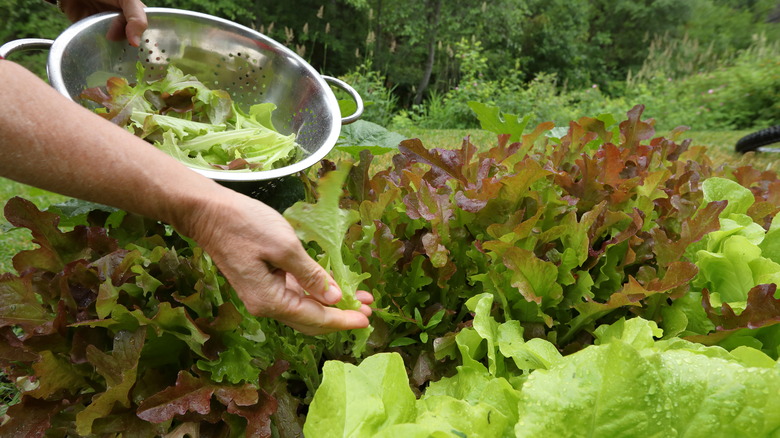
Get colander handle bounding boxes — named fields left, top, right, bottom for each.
left=0, top=38, right=54, bottom=59
left=323, top=75, right=364, bottom=125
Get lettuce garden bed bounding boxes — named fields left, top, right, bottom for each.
left=1, top=105, right=779, bottom=437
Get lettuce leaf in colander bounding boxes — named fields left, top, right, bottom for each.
left=82, top=62, right=301, bottom=171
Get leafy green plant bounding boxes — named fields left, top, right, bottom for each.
left=0, top=372, right=20, bottom=417
left=82, top=63, right=300, bottom=172
left=3, top=104, right=780, bottom=437
left=0, top=200, right=293, bottom=436
left=673, top=176, right=780, bottom=351
left=337, top=61, right=400, bottom=128
left=333, top=104, right=743, bottom=362
left=284, top=165, right=369, bottom=311
left=306, top=316, right=780, bottom=437
left=334, top=117, right=406, bottom=159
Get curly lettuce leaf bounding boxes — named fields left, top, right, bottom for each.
left=82, top=63, right=300, bottom=171
left=283, top=166, right=370, bottom=310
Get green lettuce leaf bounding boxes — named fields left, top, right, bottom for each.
left=82, top=63, right=300, bottom=171
left=303, top=353, right=416, bottom=437
left=335, top=120, right=405, bottom=158
left=468, top=101, right=532, bottom=142
left=693, top=222, right=780, bottom=306
left=702, top=177, right=755, bottom=217
left=284, top=165, right=370, bottom=310
left=516, top=319, right=780, bottom=437
left=305, top=318, right=780, bottom=438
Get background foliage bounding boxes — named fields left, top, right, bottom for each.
left=3, top=0, right=780, bottom=434
left=2, top=0, right=779, bottom=132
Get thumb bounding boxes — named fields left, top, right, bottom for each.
left=283, top=248, right=343, bottom=305
left=118, top=0, right=147, bottom=46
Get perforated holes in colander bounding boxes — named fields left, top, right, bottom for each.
left=292, top=107, right=318, bottom=145
left=132, top=39, right=170, bottom=82
left=221, top=51, right=267, bottom=103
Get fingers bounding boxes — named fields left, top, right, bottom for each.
left=276, top=298, right=371, bottom=336
left=356, top=290, right=374, bottom=317
left=231, top=259, right=374, bottom=336
left=100, top=0, right=147, bottom=46
left=285, top=274, right=374, bottom=319
left=266, top=243, right=375, bottom=333
left=288, top=290, right=373, bottom=335
left=118, top=0, right=147, bottom=46
left=239, top=281, right=371, bottom=336
left=273, top=240, right=342, bottom=304
left=105, top=16, right=128, bottom=42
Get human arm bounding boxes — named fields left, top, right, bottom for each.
left=0, top=59, right=373, bottom=335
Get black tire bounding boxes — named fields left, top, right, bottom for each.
left=735, top=125, right=780, bottom=153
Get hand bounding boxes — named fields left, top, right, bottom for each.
left=0, top=61, right=370, bottom=336
left=58, top=0, right=148, bottom=46
left=179, top=190, right=374, bottom=336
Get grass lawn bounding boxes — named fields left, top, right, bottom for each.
left=1, top=127, right=778, bottom=274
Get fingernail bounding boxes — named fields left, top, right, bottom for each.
left=325, top=285, right=342, bottom=303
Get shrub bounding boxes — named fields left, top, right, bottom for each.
left=337, top=61, right=399, bottom=128
left=626, top=33, right=780, bottom=131
left=0, top=0, right=69, bottom=78
left=401, top=39, right=634, bottom=131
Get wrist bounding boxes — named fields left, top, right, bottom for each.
left=164, top=181, right=255, bottom=243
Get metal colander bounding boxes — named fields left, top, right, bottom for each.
left=0, top=7, right=363, bottom=183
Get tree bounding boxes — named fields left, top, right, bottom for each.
left=369, top=0, right=529, bottom=105
left=517, top=0, right=594, bottom=87
left=0, top=0, right=69, bottom=76
left=585, top=0, right=693, bottom=84
left=413, top=0, right=441, bottom=105
left=684, top=0, right=780, bottom=55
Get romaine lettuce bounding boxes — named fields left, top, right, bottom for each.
left=283, top=165, right=370, bottom=311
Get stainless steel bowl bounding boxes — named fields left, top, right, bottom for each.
left=0, top=7, right=363, bottom=182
